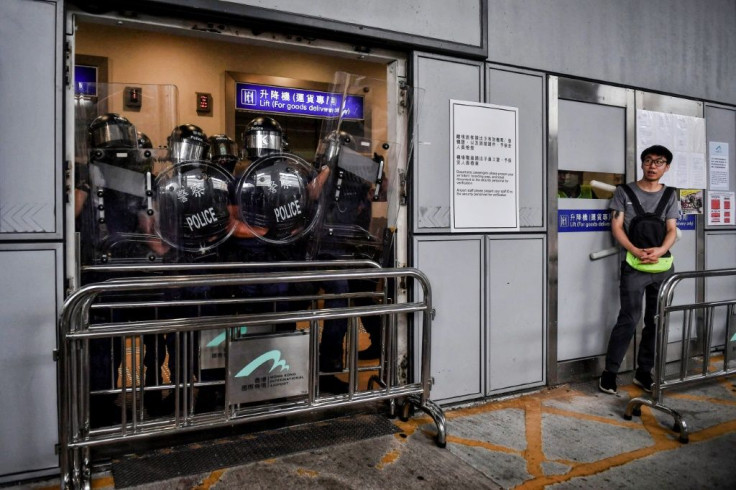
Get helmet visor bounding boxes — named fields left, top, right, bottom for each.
left=246, top=131, right=282, bottom=158
left=171, top=140, right=208, bottom=163
left=91, top=123, right=137, bottom=148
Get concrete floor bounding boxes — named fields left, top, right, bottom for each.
left=19, top=368, right=736, bottom=489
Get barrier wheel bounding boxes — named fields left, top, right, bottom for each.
left=678, top=434, right=689, bottom=444
left=623, top=414, right=632, bottom=421
left=435, top=435, right=447, bottom=449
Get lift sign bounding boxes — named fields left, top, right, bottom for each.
left=236, top=82, right=363, bottom=120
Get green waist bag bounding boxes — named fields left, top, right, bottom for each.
left=626, top=251, right=673, bottom=273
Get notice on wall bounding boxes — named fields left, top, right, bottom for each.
left=450, top=100, right=519, bottom=232
left=680, top=189, right=704, bottom=215
left=707, top=191, right=734, bottom=226
left=709, top=142, right=730, bottom=191
left=636, top=110, right=706, bottom=189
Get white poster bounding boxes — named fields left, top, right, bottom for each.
left=707, top=191, right=734, bottom=226
left=709, top=141, right=730, bottom=191
left=450, top=100, right=519, bottom=232
left=636, top=110, right=706, bottom=189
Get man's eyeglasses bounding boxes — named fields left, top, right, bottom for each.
left=643, top=157, right=668, bottom=167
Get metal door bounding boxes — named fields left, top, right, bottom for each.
left=549, top=78, right=635, bottom=382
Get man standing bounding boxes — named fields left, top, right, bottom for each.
left=599, top=145, right=680, bottom=395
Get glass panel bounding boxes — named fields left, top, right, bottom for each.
left=557, top=170, right=624, bottom=200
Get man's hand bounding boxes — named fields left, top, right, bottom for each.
left=308, top=165, right=330, bottom=200
left=636, top=247, right=663, bottom=264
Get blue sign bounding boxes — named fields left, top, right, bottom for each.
left=74, top=65, right=97, bottom=97
left=235, top=82, right=363, bottom=120
left=559, top=209, right=612, bottom=232
left=676, top=214, right=696, bottom=230
left=559, top=209, right=697, bottom=232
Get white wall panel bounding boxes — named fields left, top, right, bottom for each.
left=414, top=236, right=484, bottom=404
left=0, top=0, right=60, bottom=237
left=0, top=245, right=62, bottom=479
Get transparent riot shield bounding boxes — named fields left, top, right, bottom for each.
left=234, top=153, right=323, bottom=245
left=305, top=71, right=418, bottom=265
left=74, top=83, right=177, bottom=266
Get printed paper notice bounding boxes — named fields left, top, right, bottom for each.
left=707, top=191, right=734, bottom=226
left=636, top=110, right=706, bottom=189
left=450, top=100, right=519, bottom=232
left=709, top=142, right=729, bottom=191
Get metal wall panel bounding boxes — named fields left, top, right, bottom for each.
left=557, top=200, right=621, bottom=361
left=705, top=232, right=736, bottom=348
left=558, top=100, right=625, bottom=173
left=555, top=93, right=627, bottom=362
left=487, top=67, right=546, bottom=229
left=413, top=54, right=484, bottom=232
left=705, top=105, right=736, bottom=231
left=0, top=245, right=62, bottom=479
left=487, top=0, right=736, bottom=105
left=222, top=0, right=483, bottom=48
left=487, top=235, right=546, bottom=393
left=0, top=0, right=61, bottom=238
left=413, top=236, right=484, bottom=404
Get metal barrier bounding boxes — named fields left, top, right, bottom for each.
left=58, top=264, right=446, bottom=489
left=624, top=268, right=736, bottom=442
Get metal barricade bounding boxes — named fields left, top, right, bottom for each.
left=625, top=268, right=736, bottom=443
left=58, top=265, right=446, bottom=489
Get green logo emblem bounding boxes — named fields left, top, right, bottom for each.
left=235, top=350, right=290, bottom=378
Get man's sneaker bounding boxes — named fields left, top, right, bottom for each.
left=633, top=370, right=653, bottom=393
left=598, top=370, right=617, bottom=395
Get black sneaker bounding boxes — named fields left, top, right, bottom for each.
left=633, top=370, right=653, bottom=393
left=598, top=370, right=617, bottom=395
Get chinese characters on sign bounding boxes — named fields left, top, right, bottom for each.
left=558, top=210, right=612, bottom=232
left=236, top=82, right=364, bottom=120
left=557, top=210, right=696, bottom=232
left=450, top=100, right=519, bottom=232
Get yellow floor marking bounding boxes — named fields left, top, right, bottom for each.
left=687, top=419, right=736, bottom=443
left=522, top=398, right=545, bottom=478
left=296, top=468, right=319, bottom=477
left=193, top=469, right=226, bottom=489
left=668, top=392, right=736, bottom=406
left=393, top=377, right=736, bottom=489
left=542, top=405, right=646, bottom=430
left=376, top=448, right=402, bottom=469
left=91, top=475, right=115, bottom=489
left=445, top=434, right=521, bottom=455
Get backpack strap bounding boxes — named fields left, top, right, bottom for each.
left=621, top=184, right=675, bottom=218
left=654, top=186, right=676, bottom=218
left=621, top=184, right=645, bottom=217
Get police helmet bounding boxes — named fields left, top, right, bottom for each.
left=89, top=113, right=137, bottom=149
left=154, top=161, right=234, bottom=252
left=236, top=153, right=321, bottom=244
left=242, top=117, right=283, bottom=159
left=169, top=124, right=209, bottom=164
left=136, top=131, right=153, bottom=149
left=207, top=134, right=239, bottom=173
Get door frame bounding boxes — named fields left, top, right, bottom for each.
left=547, top=76, right=635, bottom=384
